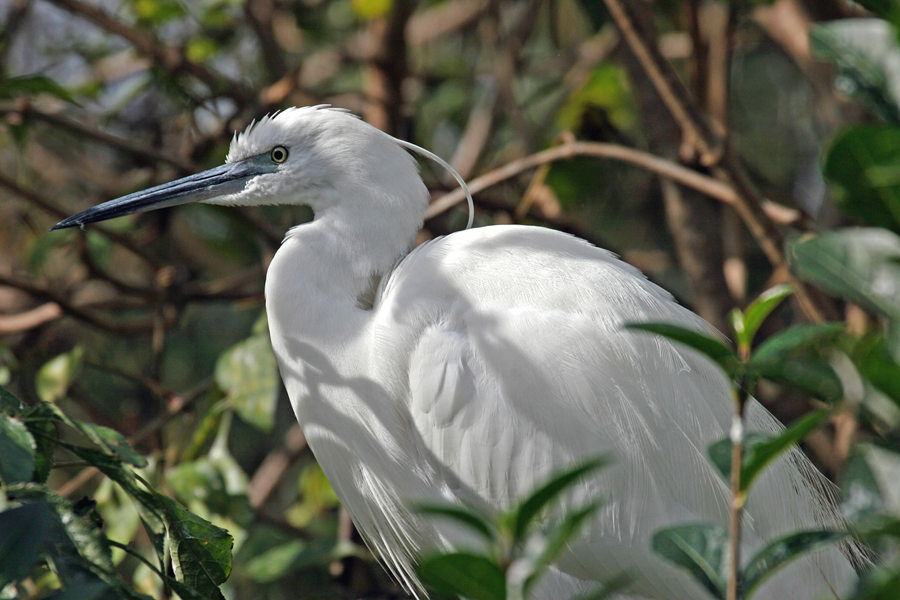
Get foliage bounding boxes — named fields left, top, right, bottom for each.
left=414, top=459, right=625, bottom=600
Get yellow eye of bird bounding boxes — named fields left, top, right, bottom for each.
left=270, top=146, right=288, bottom=163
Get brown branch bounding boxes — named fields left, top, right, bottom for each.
left=363, top=0, right=414, bottom=134
left=0, top=302, right=62, bottom=334
left=248, top=424, right=307, bottom=509
left=42, top=0, right=253, bottom=101
left=424, top=139, right=802, bottom=225
left=406, top=0, right=489, bottom=46
left=600, top=0, right=833, bottom=323
left=0, top=274, right=177, bottom=335
left=244, top=0, right=287, bottom=81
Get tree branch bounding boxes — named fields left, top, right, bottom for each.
left=425, top=139, right=802, bottom=226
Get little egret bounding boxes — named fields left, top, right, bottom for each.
left=54, top=106, right=857, bottom=599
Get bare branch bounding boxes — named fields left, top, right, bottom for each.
left=0, top=302, right=62, bottom=334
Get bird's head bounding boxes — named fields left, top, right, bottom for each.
left=51, top=106, right=430, bottom=230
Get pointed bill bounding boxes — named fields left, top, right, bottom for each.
left=51, top=158, right=270, bottom=230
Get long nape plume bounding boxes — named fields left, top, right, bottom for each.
left=387, top=135, right=475, bottom=230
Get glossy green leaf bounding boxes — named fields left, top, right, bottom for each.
left=738, top=284, right=794, bottom=349
left=754, top=356, right=843, bottom=401
left=79, top=422, right=146, bottom=467
left=418, top=552, right=506, bottom=600
left=823, top=125, right=900, bottom=230
left=750, top=324, right=845, bottom=365
left=707, top=409, right=829, bottom=494
left=215, top=335, right=279, bottom=431
left=625, top=323, right=738, bottom=376
left=413, top=502, right=496, bottom=542
left=0, top=387, right=23, bottom=416
left=0, top=501, right=58, bottom=587
left=651, top=523, right=726, bottom=599
left=512, top=457, right=606, bottom=542
left=0, top=414, right=35, bottom=484
left=741, top=530, right=848, bottom=597
left=35, top=347, right=83, bottom=403
left=789, top=228, right=900, bottom=323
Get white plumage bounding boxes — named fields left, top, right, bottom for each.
left=55, top=106, right=858, bottom=599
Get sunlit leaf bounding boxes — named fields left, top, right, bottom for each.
left=511, top=458, right=606, bottom=542
left=0, top=414, right=35, bottom=484
left=215, top=335, right=278, bottom=431
left=651, top=523, right=726, bottom=599
left=626, top=323, right=738, bottom=376
left=352, top=0, right=393, bottom=20
left=418, top=552, right=506, bottom=600
left=789, top=228, right=900, bottom=324
left=35, top=347, right=83, bottom=403
left=736, top=284, right=794, bottom=349
left=811, top=20, right=900, bottom=123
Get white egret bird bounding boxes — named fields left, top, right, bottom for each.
left=54, top=106, right=857, bottom=599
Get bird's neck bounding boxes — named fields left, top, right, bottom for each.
left=265, top=201, right=421, bottom=351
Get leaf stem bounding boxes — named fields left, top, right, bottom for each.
left=727, top=387, right=747, bottom=600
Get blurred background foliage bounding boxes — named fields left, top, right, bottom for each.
left=0, top=0, right=899, bottom=598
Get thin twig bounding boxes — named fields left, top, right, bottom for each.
left=0, top=302, right=62, bottom=334
left=424, top=139, right=801, bottom=226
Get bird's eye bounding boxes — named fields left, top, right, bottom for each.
left=270, top=146, right=289, bottom=163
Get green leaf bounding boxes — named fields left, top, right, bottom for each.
left=511, top=457, right=606, bottom=542
left=244, top=539, right=336, bottom=583
left=0, top=414, right=35, bottom=484
left=413, top=502, right=496, bottom=542
left=854, top=333, right=900, bottom=404
left=35, top=347, right=83, bottom=403
left=418, top=552, right=506, bottom=600
left=750, top=324, right=845, bottom=365
left=737, top=284, right=794, bottom=349
left=523, top=501, right=603, bottom=595
left=0, top=501, right=59, bottom=587
left=740, top=530, right=848, bottom=597
left=651, top=523, right=726, bottom=599
left=824, top=125, right=900, bottom=230
left=157, top=496, right=233, bottom=597
left=707, top=409, right=830, bottom=493
left=625, top=323, right=738, bottom=376
left=79, top=422, right=146, bottom=467
left=789, top=228, right=900, bottom=323
left=747, top=324, right=845, bottom=400
left=0, top=74, right=78, bottom=105
left=0, top=387, right=23, bottom=416
left=215, top=335, right=278, bottom=431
